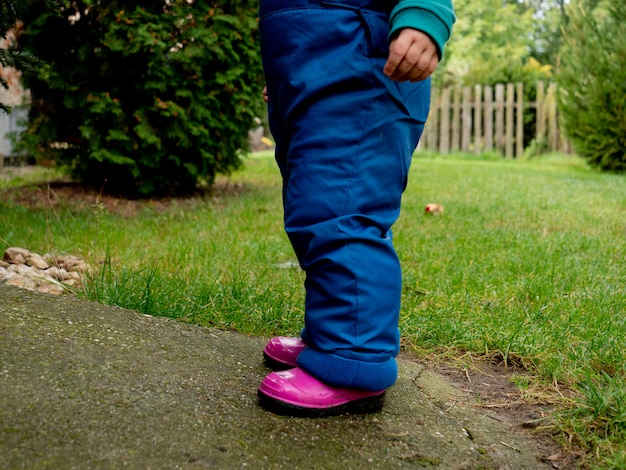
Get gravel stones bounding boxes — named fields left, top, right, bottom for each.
left=0, top=246, right=90, bottom=295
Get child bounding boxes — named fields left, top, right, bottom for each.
left=258, top=0, right=455, bottom=417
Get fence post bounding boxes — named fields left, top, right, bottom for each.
left=505, top=83, right=515, bottom=158
left=451, top=86, right=461, bottom=151
left=439, top=86, right=451, bottom=154
left=516, top=82, right=524, bottom=158
left=547, top=82, right=559, bottom=152
left=484, top=85, right=493, bottom=152
left=427, top=86, right=440, bottom=151
left=536, top=80, right=545, bottom=143
left=495, top=84, right=505, bottom=154
left=473, top=84, right=482, bottom=154
left=461, top=86, right=472, bottom=152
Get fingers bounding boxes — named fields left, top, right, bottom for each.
left=384, top=29, right=439, bottom=82
left=262, top=86, right=269, bottom=103
left=408, top=53, right=439, bottom=82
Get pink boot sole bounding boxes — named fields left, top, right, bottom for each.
left=263, top=336, right=306, bottom=369
left=258, top=367, right=386, bottom=417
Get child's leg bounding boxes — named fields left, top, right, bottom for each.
left=261, top=0, right=430, bottom=391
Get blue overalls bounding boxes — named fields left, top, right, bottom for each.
left=260, top=0, right=431, bottom=391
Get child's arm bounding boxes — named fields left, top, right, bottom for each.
left=384, top=0, right=456, bottom=82
left=384, top=29, right=439, bottom=82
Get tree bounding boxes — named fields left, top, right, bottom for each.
left=17, top=0, right=265, bottom=197
left=506, top=0, right=567, bottom=67
left=556, top=0, right=626, bottom=172
left=434, top=0, right=537, bottom=87
left=433, top=0, right=569, bottom=89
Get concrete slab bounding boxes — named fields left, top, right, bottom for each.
left=0, top=285, right=553, bottom=469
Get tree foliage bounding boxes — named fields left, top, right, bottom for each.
left=556, top=0, right=626, bottom=173
left=506, top=0, right=567, bottom=67
left=435, top=0, right=537, bottom=87
left=17, top=0, right=264, bottom=197
left=434, top=0, right=564, bottom=89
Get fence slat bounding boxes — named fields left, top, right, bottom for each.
left=451, top=86, right=461, bottom=151
left=516, top=83, right=524, bottom=158
left=495, top=84, right=505, bottom=153
left=439, top=87, right=451, bottom=154
left=427, top=86, right=439, bottom=151
left=461, top=86, right=472, bottom=152
left=547, top=82, right=559, bottom=151
left=536, top=80, right=546, bottom=142
left=484, top=85, right=493, bottom=152
left=474, top=84, right=482, bottom=155
left=505, top=83, right=515, bottom=158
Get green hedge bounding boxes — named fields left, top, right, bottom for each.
left=17, top=0, right=264, bottom=197
left=557, top=0, right=626, bottom=173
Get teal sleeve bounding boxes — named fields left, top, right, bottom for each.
left=388, top=0, right=456, bottom=58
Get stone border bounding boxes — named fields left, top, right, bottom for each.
left=0, top=247, right=90, bottom=295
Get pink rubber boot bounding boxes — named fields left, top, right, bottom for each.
left=263, top=337, right=306, bottom=369
left=258, top=367, right=386, bottom=417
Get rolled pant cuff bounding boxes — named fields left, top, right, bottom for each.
left=297, top=347, right=398, bottom=391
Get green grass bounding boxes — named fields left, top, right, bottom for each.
left=0, top=165, right=65, bottom=188
left=1, top=152, right=625, bottom=467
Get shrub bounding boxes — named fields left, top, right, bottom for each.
left=17, top=0, right=265, bottom=197
left=556, top=0, right=626, bottom=173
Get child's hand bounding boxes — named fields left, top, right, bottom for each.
left=384, top=29, right=439, bottom=82
left=262, top=86, right=269, bottom=103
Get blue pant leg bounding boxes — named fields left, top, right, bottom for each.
left=260, top=1, right=430, bottom=391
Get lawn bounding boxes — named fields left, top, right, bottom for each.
left=1, top=151, right=625, bottom=467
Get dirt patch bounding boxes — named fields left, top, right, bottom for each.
left=0, top=168, right=249, bottom=217
left=421, top=354, right=582, bottom=469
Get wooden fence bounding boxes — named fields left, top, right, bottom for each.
left=1, top=81, right=569, bottom=165
left=419, top=81, right=569, bottom=157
